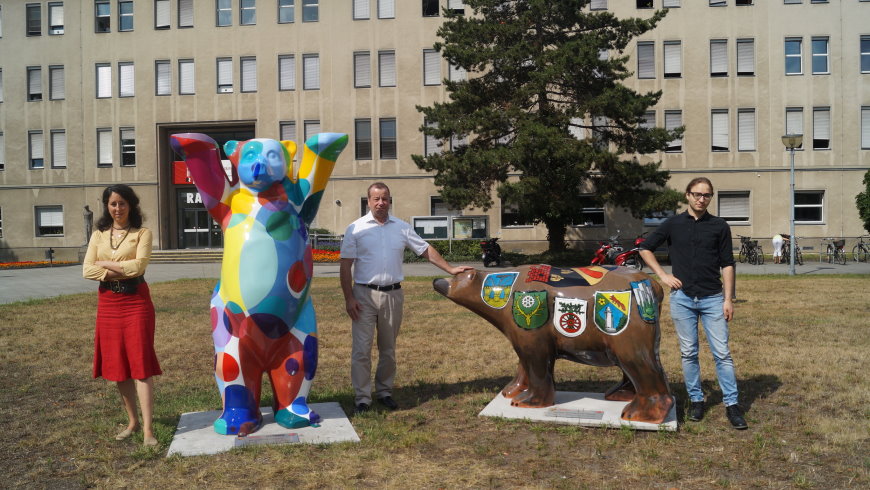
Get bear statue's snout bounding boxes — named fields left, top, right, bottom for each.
left=433, top=278, right=450, bottom=297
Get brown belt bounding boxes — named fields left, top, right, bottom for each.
left=100, top=275, right=145, bottom=293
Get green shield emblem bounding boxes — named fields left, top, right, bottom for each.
left=512, top=291, right=549, bottom=330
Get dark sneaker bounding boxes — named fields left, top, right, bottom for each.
left=354, top=403, right=370, bottom=415
left=726, top=404, right=748, bottom=430
left=377, top=396, right=399, bottom=410
left=688, top=401, right=705, bottom=422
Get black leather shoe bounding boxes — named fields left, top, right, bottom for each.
left=726, top=404, right=748, bottom=430
left=376, top=396, right=399, bottom=410
left=687, top=401, right=705, bottom=422
left=354, top=403, right=370, bottom=415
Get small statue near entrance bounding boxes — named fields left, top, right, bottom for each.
left=83, top=205, right=94, bottom=243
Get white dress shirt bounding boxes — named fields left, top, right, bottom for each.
left=340, top=212, right=430, bottom=286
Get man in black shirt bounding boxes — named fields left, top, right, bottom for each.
left=639, top=177, right=747, bottom=430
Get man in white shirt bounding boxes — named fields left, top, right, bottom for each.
left=340, top=182, right=472, bottom=414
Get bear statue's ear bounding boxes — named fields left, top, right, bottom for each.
left=223, top=140, right=240, bottom=158
left=280, top=140, right=298, bottom=163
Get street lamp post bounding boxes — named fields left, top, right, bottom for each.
left=781, top=134, right=803, bottom=276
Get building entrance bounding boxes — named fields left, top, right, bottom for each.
left=177, top=190, right=222, bottom=249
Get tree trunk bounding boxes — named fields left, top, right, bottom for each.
left=545, top=222, right=567, bottom=253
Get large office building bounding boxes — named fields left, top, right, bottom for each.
left=0, top=0, right=868, bottom=261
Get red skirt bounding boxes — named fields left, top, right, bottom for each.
left=93, top=282, right=162, bottom=382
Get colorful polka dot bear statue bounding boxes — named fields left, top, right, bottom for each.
left=170, top=132, right=348, bottom=435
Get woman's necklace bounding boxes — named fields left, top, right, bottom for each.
left=110, top=226, right=131, bottom=255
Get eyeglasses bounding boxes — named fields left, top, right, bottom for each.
left=688, top=192, right=714, bottom=201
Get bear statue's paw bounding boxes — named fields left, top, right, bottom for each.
left=214, top=408, right=263, bottom=435
left=620, top=394, right=674, bottom=425
left=275, top=407, right=321, bottom=429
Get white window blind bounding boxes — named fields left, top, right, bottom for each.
left=637, top=42, right=654, bottom=79
left=354, top=0, right=370, bottom=19
left=813, top=108, right=830, bottom=149
left=449, top=63, right=466, bottom=81
left=217, top=58, right=233, bottom=92
left=448, top=0, right=464, bottom=10
left=97, top=65, right=112, bottom=98
left=156, top=0, right=171, bottom=28
left=52, top=131, right=66, bottom=167
left=279, top=55, right=295, bottom=90
left=49, top=4, right=64, bottom=32
left=304, top=121, right=320, bottom=141
left=241, top=58, right=257, bottom=92
left=30, top=132, right=45, bottom=160
left=280, top=122, right=296, bottom=142
left=710, top=40, right=727, bottom=76
left=737, top=109, right=756, bottom=151
left=786, top=108, right=803, bottom=136
left=303, top=55, right=320, bottom=89
left=423, top=50, right=441, bottom=85
left=379, top=51, right=396, bottom=87
left=179, top=60, right=195, bottom=94
left=156, top=61, right=170, bottom=95
left=38, top=208, right=64, bottom=227
left=736, top=39, right=754, bottom=75
left=569, top=117, right=584, bottom=140
left=354, top=52, right=371, bottom=87
left=665, top=110, right=682, bottom=151
left=590, top=0, right=607, bottom=9
left=0, top=133, right=5, bottom=168
left=663, top=41, right=681, bottom=77
left=50, top=67, right=65, bottom=99
left=179, top=0, right=193, bottom=27
left=663, top=0, right=680, bottom=7
left=29, top=68, right=42, bottom=99
left=711, top=110, right=729, bottom=151
left=719, top=193, right=750, bottom=222
left=425, top=120, right=441, bottom=156
left=640, top=111, right=655, bottom=129
left=378, top=0, right=395, bottom=18
left=0, top=70, right=4, bottom=102
left=98, top=130, right=113, bottom=164
left=119, top=63, right=134, bottom=97
left=862, top=107, right=870, bottom=149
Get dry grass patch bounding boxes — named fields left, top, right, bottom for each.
left=1, top=275, right=868, bottom=488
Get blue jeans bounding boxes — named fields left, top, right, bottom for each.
left=669, top=289, right=739, bottom=406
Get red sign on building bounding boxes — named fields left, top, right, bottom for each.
left=173, top=161, right=193, bottom=185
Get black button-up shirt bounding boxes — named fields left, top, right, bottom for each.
left=640, top=211, right=735, bottom=298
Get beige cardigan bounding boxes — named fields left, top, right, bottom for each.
left=82, top=227, right=152, bottom=281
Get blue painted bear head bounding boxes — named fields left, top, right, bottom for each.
left=224, top=138, right=296, bottom=191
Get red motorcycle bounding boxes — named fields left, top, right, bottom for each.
left=614, top=233, right=648, bottom=271
left=590, top=234, right=623, bottom=266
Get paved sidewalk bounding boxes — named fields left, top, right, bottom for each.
left=1, top=259, right=868, bottom=305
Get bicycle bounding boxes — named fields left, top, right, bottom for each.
left=781, top=236, right=803, bottom=265
left=737, top=235, right=764, bottom=265
left=821, top=237, right=847, bottom=265
left=853, top=235, right=870, bottom=262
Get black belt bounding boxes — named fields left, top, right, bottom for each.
left=358, top=282, right=401, bottom=292
left=100, top=275, right=145, bottom=293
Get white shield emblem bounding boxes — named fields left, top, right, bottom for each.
left=553, top=297, right=587, bottom=337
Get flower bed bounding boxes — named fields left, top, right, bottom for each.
left=311, top=249, right=340, bottom=263
left=0, top=260, right=77, bottom=270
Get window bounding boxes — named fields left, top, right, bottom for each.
left=785, top=107, right=804, bottom=149
left=279, top=0, right=294, bottom=23
left=637, top=42, right=655, bottom=79
left=447, top=0, right=464, bottom=14
left=120, top=128, right=135, bottom=166
left=353, top=0, right=369, bottom=19
left=811, top=37, right=829, bottom=74
left=0, top=208, right=2, bottom=238
left=278, top=55, right=295, bottom=91
left=710, top=40, right=727, bottom=77
left=240, top=0, right=256, bottom=25
left=179, top=59, right=195, bottom=95
left=711, top=110, right=729, bottom=152
left=95, top=0, right=110, bottom=32
left=637, top=0, right=653, bottom=8
left=665, top=110, right=682, bottom=152
left=27, top=3, right=42, bottom=36
left=217, top=58, right=233, bottom=93
left=29, top=131, right=45, bottom=169
left=663, top=0, right=680, bottom=7
left=424, top=119, right=441, bottom=156
left=155, top=0, right=170, bottom=28
left=155, top=60, right=171, bottom=95
left=719, top=192, right=750, bottom=223
left=785, top=38, right=802, bottom=75
left=0, top=6, right=2, bottom=38
left=97, top=128, right=113, bottom=166
left=0, top=132, right=4, bottom=171
left=643, top=210, right=674, bottom=227
left=379, top=0, right=395, bottom=18
left=280, top=121, right=296, bottom=142
left=423, top=49, right=441, bottom=85
left=36, top=206, right=64, bottom=236
left=431, top=196, right=460, bottom=217
left=709, top=0, right=726, bottom=6
left=119, top=62, right=134, bottom=97
left=49, top=66, right=65, bottom=100
left=0, top=69, right=3, bottom=102
left=354, top=52, right=371, bottom=88
left=379, top=51, right=396, bottom=87
left=861, top=107, right=870, bottom=150
left=663, top=41, right=681, bottom=78
left=96, top=63, right=112, bottom=98
left=51, top=130, right=66, bottom=168
left=591, top=0, right=607, bottom=9
left=28, top=67, right=43, bottom=101
left=216, top=0, right=231, bottom=26
left=304, top=120, right=320, bottom=141
left=794, top=191, right=823, bottom=223
left=449, top=63, right=466, bottom=82
left=379, top=118, right=397, bottom=159
left=119, top=0, right=133, bottom=31
left=240, top=57, right=257, bottom=92
left=813, top=107, right=830, bottom=150
left=179, top=0, right=193, bottom=27
left=501, top=200, right=532, bottom=227
left=736, top=39, right=754, bottom=76
left=48, top=2, right=64, bottom=34
left=640, top=111, right=655, bottom=129
left=303, top=54, right=320, bottom=90
left=736, top=0, right=753, bottom=5
left=574, top=197, right=605, bottom=227
left=862, top=36, right=870, bottom=73
left=423, top=0, right=439, bottom=17
left=737, top=109, right=756, bottom=151
left=784, top=0, right=801, bottom=4
left=302, top=0, right=318, bottom=22
left=355, top=119, right=372, bottom=160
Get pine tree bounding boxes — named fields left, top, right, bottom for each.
left=413, top=0, right=684, bottom=252
left=856, top=169, right=870, bottom=234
